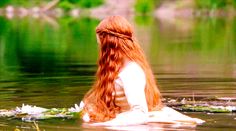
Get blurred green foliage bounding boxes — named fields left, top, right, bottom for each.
left=78, top=0, right=103, bottom=8
left=0, top=0, right=103, bottom=8
left=58, top=0, right=75, bottom=11
left=1, top=0, right=236, bottom=11
left=232, top=0, right=236, bottom=8
left=197, top=0, right=227, bottom=9
left=0, top=0, right=45, bottom=7
left=134, top=0, right=159, bottom=15
left=195, top=0, right=236, bottom=9
left=135, top=15, right=153, bottom=26
left=0, top=0, right=8, bottom=7
left=59, top=0, right=103, bottom=9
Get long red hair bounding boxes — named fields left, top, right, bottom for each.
left=82, top=16, right=162, bottom=122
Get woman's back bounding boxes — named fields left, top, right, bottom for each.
left=114, top=61, right=147, bottom=113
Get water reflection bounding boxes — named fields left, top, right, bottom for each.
left=139, top=17, right=236, bottom=98
left=0, top=16, right=99, bottom=78
left=0, top=15, right=236, bottom=130
left=0, top=16, right=99, bottom=109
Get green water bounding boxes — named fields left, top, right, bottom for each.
left=0, top=15, right=236, bottom=130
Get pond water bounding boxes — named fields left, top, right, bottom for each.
left=0, top=15, right=236, bottom=130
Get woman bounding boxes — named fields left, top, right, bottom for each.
left=81, top=16, right=204, bottom=126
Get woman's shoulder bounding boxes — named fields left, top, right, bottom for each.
left=125, top=61, right=141, bottom=68
left=118, top=61, right=145, bottom=81
left=120, top=61, right=143, bottom=73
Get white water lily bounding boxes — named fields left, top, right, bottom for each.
left=225, top=106, right=236, bottom=111
left=68, top=104, right=82, bottom=112
left=79, top=101, right=84, bottom=108
left=16, top=104, right=48, bottom=115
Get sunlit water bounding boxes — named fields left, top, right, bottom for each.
left=0, top=16, right=236, bottom=130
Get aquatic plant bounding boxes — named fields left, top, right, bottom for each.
left=0, top=104, right=82, bottom=122
left=1, top=98, right=236, bottom=122
left=179, top=105, right=235, bottom=113
left=165, top=96, right=236, bottom=113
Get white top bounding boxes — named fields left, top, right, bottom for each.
left=96, top=61, right=149, bottom=126
left=116, top=61, right=148, bottom=113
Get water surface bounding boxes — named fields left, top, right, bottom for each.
left=0, top=16, right=236, bottom=130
